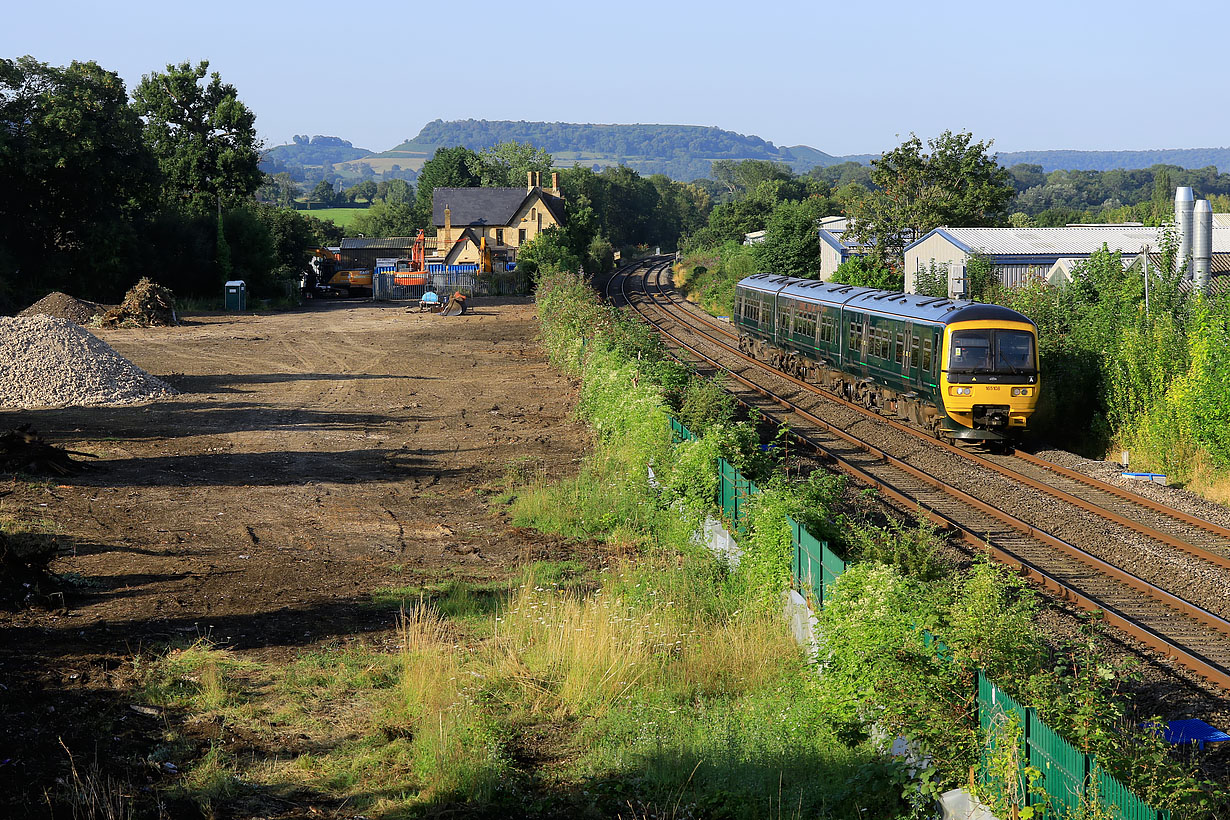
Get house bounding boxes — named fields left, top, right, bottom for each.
left=430, top=172, right=566, bottom=266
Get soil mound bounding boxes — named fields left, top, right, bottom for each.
left=17, top=292, right=108, bottom=325
left=0, top=315, right=177, bottom=409
left=99, top=278, right=177, bottom=328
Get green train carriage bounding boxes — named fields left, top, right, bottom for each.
left=734, top=274, right=1039, bottom=442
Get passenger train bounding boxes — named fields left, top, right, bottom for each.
left=733, top=274, right=1040, bottom=443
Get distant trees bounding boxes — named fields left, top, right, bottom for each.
left=310, top=180, right=338, bottom=207
left=349, top=180, right=378, bottom=204
left=257, top=172, right=301, bottom=208
left=376, top=178, right=413, bottom=206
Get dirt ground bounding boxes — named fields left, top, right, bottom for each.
left=0, top=298, right=594, bottom=816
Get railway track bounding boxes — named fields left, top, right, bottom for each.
left=610, top=258, right=1230, bottom=692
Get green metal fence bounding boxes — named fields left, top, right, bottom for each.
left=788, top=514, right=843, bottom=608
left=978, top=672, right=1169, bottom=820
left=716, top=457, right=757, bottom=533
left=669, top=417, right=696, bottom=443
left=669, top=418, right=1166, bottom=820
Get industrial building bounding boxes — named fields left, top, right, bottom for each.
left=903, top=188, right=1229, bottom=296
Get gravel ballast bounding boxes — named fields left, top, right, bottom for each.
left=0, top=315, right=177, bottom=409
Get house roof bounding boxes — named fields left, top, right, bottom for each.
left=907, top=225, right=1230, bottom=256
left=432, top=187, right=567, bottom=228
left=340, top=237, right=417, bottom=249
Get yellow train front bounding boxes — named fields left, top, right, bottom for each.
left=938, top=316, right=1040, bottom=441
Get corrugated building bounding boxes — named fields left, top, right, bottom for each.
left=904, top=225, right=1230, bottom=294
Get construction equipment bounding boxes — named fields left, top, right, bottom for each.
left=393, top=231, right=428, bottom=286
left=479, top=236, right=494, bottom=274
left=440, top=291, right=468, bottom=316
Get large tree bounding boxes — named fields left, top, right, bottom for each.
left=847, top=131, right=1013, bottom=268
left=467, top=140, right=554, bottom=188
left=0, top=56, right=156, bottom=301
left=414, top=146, right=481, bottom=228
left=132, top=61, right=262, bottom=215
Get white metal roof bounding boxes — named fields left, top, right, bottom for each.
left=915, top=225, right=1230, bottom=256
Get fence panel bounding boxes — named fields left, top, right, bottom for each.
left=1026, top=714, right=1088, bottom=817
left=788, top=514, right=842, bottom=607
left=372, top=269, right=527, bottom=301
left=669, top=418, right=695, bottom=443
left=1094, top=764, right=1167, bottom=820
left=716, top=458, right=757, bottom=532
left=978, top=672, right=1030, bottom=810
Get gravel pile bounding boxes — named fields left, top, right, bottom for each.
left=17, top=292, right=109, bottom=325
left=0, top=315, right=177, bottom=409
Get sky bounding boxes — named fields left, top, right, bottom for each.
left=6, top=0, right=1229, bottom=157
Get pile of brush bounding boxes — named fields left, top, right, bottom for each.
left=99, top=278, right=177, bottom=327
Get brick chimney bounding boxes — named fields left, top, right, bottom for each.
left=550, top=172, right=560, bottom=197
left=444, top=205, right=452, bottom=245
left=527, top=171, right=534, bottom=192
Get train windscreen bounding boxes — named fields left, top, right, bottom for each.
left=949, top=329, right=1035, bottom=374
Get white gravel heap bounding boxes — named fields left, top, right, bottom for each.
left=0, top=315, right=177, bottom=409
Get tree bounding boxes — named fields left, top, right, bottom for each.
left=468, top=140, right=554, bottom=188
left=516, top=226, right=582, bottom=279
left=350, top=201, right=417, bottom=237
left=256, top=172, right=300, bottom=208
left=752, top=198, right=826, bottom=278
left=831, top=256, right=904, bottom=292
left=310, top=180, right=337, bottom=207
left=0, top=56, right=156, bottom=300
left=846, top=131, right=1014, bottom=269
left=132, top=60, right=262, bottom=215
left=351, top=179, right=378, bottom=204
left=414, top=146, right=481, bottom=228
left=376, top=178, right=413, bottom=205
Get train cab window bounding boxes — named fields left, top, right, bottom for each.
left=996, top=330, right=1036, bottom=372
left=950, top=330, right=991, bottom=371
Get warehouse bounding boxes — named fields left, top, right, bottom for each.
left=904, top=224, right=1230, bottom=295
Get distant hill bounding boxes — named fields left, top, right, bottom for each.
left=996, top=147, right=1230, bottom=173
left=382, top=120, right=855, bottom=180
left=261, top=125, right=1230, bottom=189
left=261, top=136, right=376, bottom=182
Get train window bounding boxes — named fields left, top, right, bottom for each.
left=910, top=335, right=920, bottom=369
left=950, top=330, right=991, bottom=371
left=922, top=338, right=933, bottom=373
left=895, top=333, right=905, bottom=365
left=996, top=330, right=1036, bottom=372
left=849, top=320, right=862, bottom=353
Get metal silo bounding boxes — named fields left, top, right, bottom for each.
left=1193, top=199, right=1213, bottom=294
left=1175, top=186, right=1194, bottom=276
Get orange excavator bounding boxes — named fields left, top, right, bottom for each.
left=393, top=231, right=428, bottom=286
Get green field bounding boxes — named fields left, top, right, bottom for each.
left=298, top=206, right=368, bottom=228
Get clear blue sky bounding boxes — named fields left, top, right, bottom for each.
left=7, top=0, right=1228, bottom=156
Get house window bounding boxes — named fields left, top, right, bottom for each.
left=531, top=208, right=537, bottom=220
left=496, top=229, right=504, bottom=245
left=518, top=228, right=526, bottom=244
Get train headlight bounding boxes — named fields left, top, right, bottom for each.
left=1011, top=387, right=1031, bottom=397
left=959, top=386, right=971, bottom=396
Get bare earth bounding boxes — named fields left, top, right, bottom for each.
left=0, top=298, right=592, bottom=814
